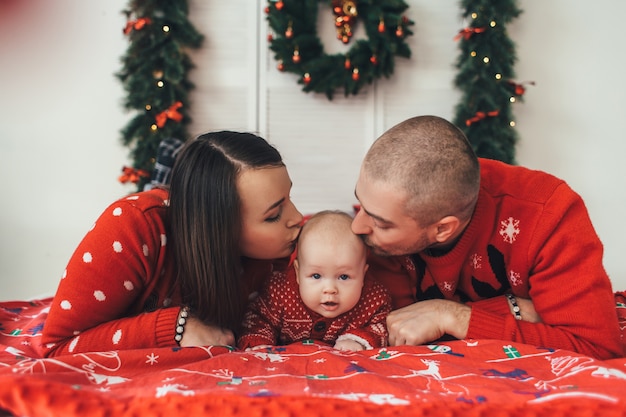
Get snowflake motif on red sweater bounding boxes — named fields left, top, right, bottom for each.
left=509, top=270, right=523, bottom=287
left=469, top=253, right=482, bottom=269
left=402, top=257, right=415, bottom=271
left=499, top=217, right=520, bottom=244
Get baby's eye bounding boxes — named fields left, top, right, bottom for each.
left=311, top=273, right=321, bottom=279
left=338, top=274, right=350, bottom=281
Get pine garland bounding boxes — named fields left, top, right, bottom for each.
left=117, top=0, right=203, bottom=190
left=266, top=0, right=414, bottom=99
left=452, top=0, right=524, bottom=164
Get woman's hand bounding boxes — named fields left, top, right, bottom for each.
left=179, top=316, right=235, bottom=347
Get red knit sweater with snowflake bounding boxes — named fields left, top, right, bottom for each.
left=367, top=158, right=622, bottom=360
left=41, top=188, right=277, bottom=357
left=238, top=267, right=392, bottom=350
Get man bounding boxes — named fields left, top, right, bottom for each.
left=352, top=115, right=622, bottom=359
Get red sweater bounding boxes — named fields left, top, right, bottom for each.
left=368, top=158, right=622, bottom=359
left=41, top=188, right=277, bottom=357
left=238, top=267, right=392, bottom=350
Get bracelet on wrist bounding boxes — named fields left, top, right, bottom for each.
left=505, top=294, right=522, bottom=321
left=174, top=306, right=189, bottom=345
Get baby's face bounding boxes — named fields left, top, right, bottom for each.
left=295, top=235, right=367, bottom=319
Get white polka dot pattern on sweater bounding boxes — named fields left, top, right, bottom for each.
left=112, top=330, right=122, bottom=344
left=69, top=336, right=79, bottom=352
left=41, top=189, right=189, bottom=356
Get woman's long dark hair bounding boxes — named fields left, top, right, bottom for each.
left=168, top=131, right=284, bottom=330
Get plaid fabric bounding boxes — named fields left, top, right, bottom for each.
left=616, top=291, right=626, bottom=356
left=144, top=137, right=184, bottom=190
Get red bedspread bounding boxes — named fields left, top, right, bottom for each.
left=1, top=298, right=625, bottom=417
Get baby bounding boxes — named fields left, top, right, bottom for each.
left=238, top=210, right=391, bottom=351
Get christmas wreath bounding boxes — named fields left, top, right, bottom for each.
left=265, top=0, right=414, bottom=99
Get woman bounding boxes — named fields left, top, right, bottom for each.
left=41, top=131, right=303, bottom=356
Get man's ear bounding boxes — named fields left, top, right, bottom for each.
left=293, top=259, right=300, bottom=284
left=433, top=216, right=462, bottom=243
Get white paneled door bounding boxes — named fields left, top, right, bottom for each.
left=187, top=0, right=460, bottom=215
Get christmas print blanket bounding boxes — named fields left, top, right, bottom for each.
left=1, top=297, right=626, bottom=417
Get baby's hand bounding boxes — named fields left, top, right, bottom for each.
left=333, top=339, right=365, bottom=352
left=245, top=344, right=273, bottom=351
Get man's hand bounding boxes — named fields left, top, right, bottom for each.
left=513, top=297, right=542, bottom=323
left=386, top=299, right=471, bottom=346
left=179, top=316, right=235, bottom=347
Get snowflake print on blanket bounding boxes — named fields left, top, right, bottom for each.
left=499, top=217, right=520, bottom=244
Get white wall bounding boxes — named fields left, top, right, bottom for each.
left=0, top=0, right=130, bottom=300
left=1, top=0, right=624, bottom=301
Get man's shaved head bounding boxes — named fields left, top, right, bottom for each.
left=363, top=115, right=480, bottom=225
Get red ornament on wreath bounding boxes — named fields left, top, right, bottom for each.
left=292, top=48, right=301, bottom=64
left=378, top=17, right=385, bottom=33
left=265, top=0, right=414, bottom=99
left=332, top=0, right=358, bottom=44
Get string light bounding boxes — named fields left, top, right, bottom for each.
left=145, top=104, right=151, bottom=111
left=150, top=124, right=158, bottom=131
left=510, top=97, right=516, bottom=103
left=510, top=121, right=516, bottom=127
left=471, top=12, right=478, bottom=19
left=483, top=56, right=490, bottom=63
left=471, top=51, right=477, bottom=57
left=495, top=73, right=502, bottom=79
left=490, top=21, right=497, bottom=27
left=162, top=25, right=170, bottom=32
left=157, top=81, right=164, bottom=88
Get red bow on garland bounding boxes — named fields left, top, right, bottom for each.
left=508, top=80, right=536, bottom=96
left=118, top=166, right=150, bottom=184
left=454, top=26, right=486, bottom=41
left=123, top=17, right=151, bottom=35
left=466, top=110, right=499, bottom=126
left=155, top=101, right=183, bottom=128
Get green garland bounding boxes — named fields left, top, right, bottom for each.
left=117, top=0, right=203, bottom=190
left=452, top=0, right=523, bottom=164
left=266, top=0, right=414, bottom=99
